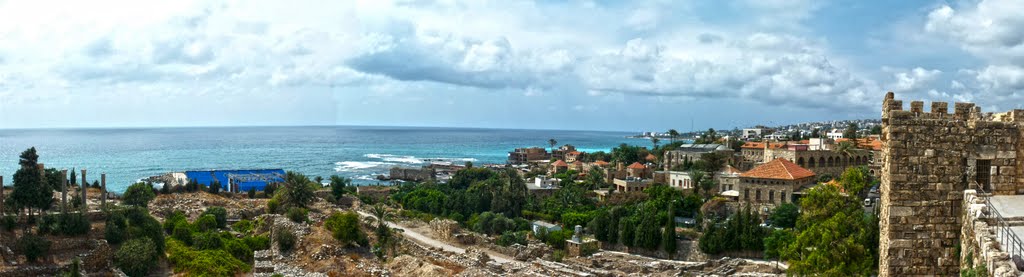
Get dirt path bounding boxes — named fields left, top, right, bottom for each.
left=355, top=211, right=521, bottom=265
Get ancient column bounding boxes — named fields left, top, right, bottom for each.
left=61, top=169, right=68, bottom=213
left=81, top=169, right=88, bottom=213
left=101, top=173, right=107, bottom=210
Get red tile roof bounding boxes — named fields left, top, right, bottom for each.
left=645, top=153, right=657, bottom=161
left=553, top=160, right=568, bottom=167
left=627, top=162, right=646, bottom=169
left=836, top=137, right=882, bottom=151
left=594, top=160, right=610, bottom=166
left=740, top=158, right=815, bottom=180
left=572, top=161, right=584, bottom=165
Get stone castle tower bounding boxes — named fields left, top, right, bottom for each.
left=879, top=92, right=1023, bottom=276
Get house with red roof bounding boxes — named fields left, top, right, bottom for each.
left=550, top=159, right=569, bottom=175
left=736, top=158, right=817, bottom=213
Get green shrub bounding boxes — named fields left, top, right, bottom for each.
left=163, top=210, right=187, bottom=233
left=202, top=207, right=228, bottom=228
left=166, top=239, right=251, bottom=277
left=496, top=231, right=528, bottom=247
left=232, top=220, right=253, bottom=234
left=266, top=199, right=280, bottom=214
left=115, top=237, right=158, bottom=277
left=286, top=207, right=307, bottom=223
left=243, top=235, right=271, bottom=251
left=248, top=187, right=257, bottom=199
left=274, top=227, right=297, bottom=252
left=324, top=211, right=367, bottom=247
left=17, top=234, right=51, bottom=263
left=2, top=215, right=16, bottom=231
left=192, top=231, right=223, bottom=250
left=173, top=221, right=194, bottom=245
left=195, top=214, right=219, bottom=231
left=59, top=213, right=91, bottom=236
left=552, top=249, right=565, bottom=262
left=105, top=220, right=127, bottom=244
left=43, top=213, right=91, bottom=236
left=224, top=239, right=253, bottom=263
left=123, top=183, right=156, bottom=207
left=125, top=210, right=166, bottom=254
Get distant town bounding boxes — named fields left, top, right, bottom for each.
left=3, top=95, right=1022, bottom=276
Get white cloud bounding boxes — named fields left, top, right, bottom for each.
left=921, top=0, right=1024, bottom=109
left=0, top=0, right=923, bottom=128
left=925, top=1, right=1024, bottom=64
left=888, top=67, right=942, bottom=92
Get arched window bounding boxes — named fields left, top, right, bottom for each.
left=819, top=157, right=826, bottom=167
left=808, top=158, right=816, bottom=168
left=798, top=157, right=805, bottom=167
left=827, top=157, right=834, bottom=167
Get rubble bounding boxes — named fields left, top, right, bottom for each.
left=388, top=255, right=453, bottom=277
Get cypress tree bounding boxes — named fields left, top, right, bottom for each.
left=663, top=204, right=677, bottom=258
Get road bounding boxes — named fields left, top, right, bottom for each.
left=356, top=211, right=520, bottom=265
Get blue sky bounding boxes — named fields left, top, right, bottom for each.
left=0, top=0, right=1022, bottom=132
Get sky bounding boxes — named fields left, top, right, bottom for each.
left=0, top=0, right=1022, bottom=132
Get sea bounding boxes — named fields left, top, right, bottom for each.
left=0, top=126, right=646, bottom=193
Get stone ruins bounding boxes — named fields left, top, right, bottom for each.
left=879, top=92, right=1023, bottom=276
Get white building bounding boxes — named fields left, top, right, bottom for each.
left=826, top=129, right=844, bottom=140
left=668, top=171, right=695, bottom=190
left=742, top=128, right=764, bottom=139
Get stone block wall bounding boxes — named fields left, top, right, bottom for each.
left=879, top=92, right=1023, bottom=276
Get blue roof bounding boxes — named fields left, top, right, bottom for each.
left=184, top=169, right=285, bottom=192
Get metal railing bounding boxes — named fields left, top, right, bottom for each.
left=975, top=185, right=1024, bottom=268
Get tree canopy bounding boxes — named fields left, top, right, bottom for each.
left=123, top=183, right=156, bottom=207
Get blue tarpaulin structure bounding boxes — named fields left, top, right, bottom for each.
left=185, top=169, right=285, bottom=192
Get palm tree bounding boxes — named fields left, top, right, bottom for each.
left=548, top=138, right=558, bottom=153
left=834, top=141, right=856, bottom=161
left=366, top=204, right=393, bottom=232
left=668, top=129, right=679, bottom=144
left=651, top=137, right=660, bottom=149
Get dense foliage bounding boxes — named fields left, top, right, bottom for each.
left=38, top=212, right=91, bottom=236
left=122, top=182, right=156, bottom=207
left=698, top=205, right=767, bottom=254
left=201, top=206, right=228, bottom=228
left=166, top=239, right=251, bottom=277
left=115, top=238, right=159, bottom=277
left=768, top=203, right=799, bottom=229
left=163, top=209, right=267, bottom=276
left=17, top=233, right=51, bottom=262
left=324, top=211, right=368, bottom=247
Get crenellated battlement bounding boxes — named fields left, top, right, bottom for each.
left=882, top=92, right=1017, bottom=123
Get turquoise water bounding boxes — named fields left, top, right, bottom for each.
left=0, top=126, right=644, bottom=193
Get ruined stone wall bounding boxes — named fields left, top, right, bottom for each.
left=879, top=92, right=1023, bottom=276
left=960, top=190, right=1019, bottom=276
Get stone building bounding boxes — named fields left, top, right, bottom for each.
left=717, top=165, right=742, bottom=193
left=878, top=92, right=1023, bottom=276
left=565, top=151, right=583, bottom=163
left=508, top=147, right=549, bottom=164
left=661, top=144, right=732, bottom=171
left=736, top=158, right=816, bottom=214
left=552, top=145, right=577, bottom=162
left=763, top=144, right=871, bottom=178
